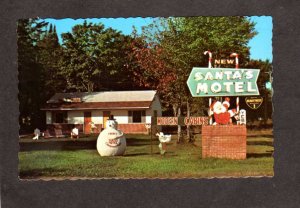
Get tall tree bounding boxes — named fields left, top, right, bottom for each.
left=18, top=18, right=48, bottom=132
left=60, top=21, right=135, bottom=92
left=37, top=23, right=65, bottom=100
left=245, top=59, right=273, bottom=122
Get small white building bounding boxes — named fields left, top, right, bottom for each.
left=42, top=90, right=162, bottom=134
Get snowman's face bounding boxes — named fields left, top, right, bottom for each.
left=106, top=119, right=118, bottom=129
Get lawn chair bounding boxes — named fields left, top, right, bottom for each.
left=44, top=130, right=54, bottom=139
left=54, top=128, right=65, bottom=138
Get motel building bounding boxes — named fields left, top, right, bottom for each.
left=41, top=90, right=162, bottom=135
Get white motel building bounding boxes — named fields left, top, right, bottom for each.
left=41, top=90, right=162, bottom=134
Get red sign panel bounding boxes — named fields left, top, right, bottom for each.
left=157, top=117, right=178, bottom=126
left=184, top=117, right=208, bottom=125
left=156, top=117, right=208, bottom=126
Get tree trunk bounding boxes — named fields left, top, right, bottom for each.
left=177, top=107, right=183, bottom=143
left=87, top=82, right=94, bottom=93
left=264, top=90, right=268, bottom=125
left=173, top=105, right=178, bottom=117
left=186, top=99, right=192, bottom=142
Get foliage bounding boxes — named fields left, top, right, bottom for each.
left=244, top=59, right=273, bottom=121
left=129, top=32, right=178, bottom=111
left=18, top=19, right=49, bottom=131
left=17, top=17, right=271, bottom=134
left=18, top=20, right=140, bottom=132
left=246, top=59, right=272, bottom=93
left=60, top=21, right=135, bottom=92
left=37, top=24, right=65, bottom=101
left=130, top=17, right=257, bottom=141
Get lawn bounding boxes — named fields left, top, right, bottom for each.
left=19, top=132, right=274, bottom=179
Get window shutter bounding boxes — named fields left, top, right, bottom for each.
left=63, top=111, right=68, bottom=123
left=128, top=111, right=133, bottom=123
left=52, top=112, right=57, bottom=123
left=141, top=111, right=146, bottom=123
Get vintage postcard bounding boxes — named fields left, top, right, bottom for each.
left=18, top=16, right=273, bottom=179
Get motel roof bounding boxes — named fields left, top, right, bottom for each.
left=41, top=90, right=158, bottom=111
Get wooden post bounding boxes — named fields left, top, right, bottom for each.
left=236, top=97, right=239, bottom=113
left=150, top=117, right=153, bottom=155
left=231, top=52, right=240, bottom=125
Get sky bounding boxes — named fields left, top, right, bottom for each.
left=44, top=16, right=272, bottom=62
left=248, top=16, right=272, bottom=61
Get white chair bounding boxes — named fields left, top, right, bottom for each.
left=32, top=128, right=41, bottom=140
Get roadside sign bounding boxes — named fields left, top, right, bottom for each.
left=187, top=68, right=260, bottom=97
left=245, top=96, right=263, bottom=109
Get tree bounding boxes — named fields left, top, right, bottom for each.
left=18, top=18, right=49, bottom=132
left=129, top=36, right=177, bottom=101
left=131, top=17, right=257, bottom=142
left=130, top=31, right=184, bottom=142
left=37, top=24, right=65, bottom=100
left=60, top=21, right=135, bottom=92
left=245, top=59, right=273, bottom=123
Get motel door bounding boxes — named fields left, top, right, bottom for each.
left=103, top=111, right=110, bottom=129
left=84, top=112, right=92, bottom=134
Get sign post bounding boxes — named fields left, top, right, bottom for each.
left=204, top=51, right=213, bottom=125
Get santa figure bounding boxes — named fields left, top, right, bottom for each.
left=210, top=97, right=238, bottom=125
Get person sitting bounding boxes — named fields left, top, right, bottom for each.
left=90, top=121, right=98, bottom=134
left=71, top=126, right=79, bottom=139
left=32, top=128, right=41, bottom=140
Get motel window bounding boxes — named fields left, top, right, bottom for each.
left=52, top=111, right=68, bottom=123
left=128, top=110, right=146, bottom=123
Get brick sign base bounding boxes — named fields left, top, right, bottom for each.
left=202, top=125, right=247, bottom=160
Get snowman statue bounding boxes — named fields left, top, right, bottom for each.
left=97, top=115, right=126, bottom=156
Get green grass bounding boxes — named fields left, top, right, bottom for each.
left=19, top=134, right=274, bottom=179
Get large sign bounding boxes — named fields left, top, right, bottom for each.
left=156, top=117, right=208, bottom=126
left=245, top=96, right=263, bottom=109
left=187, top=68, right=260, bottom=97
